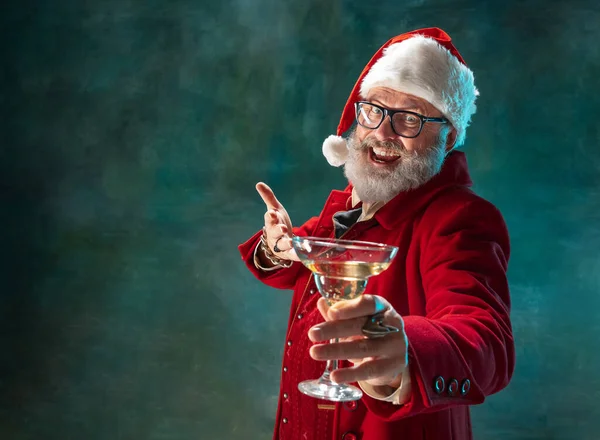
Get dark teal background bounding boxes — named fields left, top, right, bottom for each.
left=2, top=1, right=600, bottom=439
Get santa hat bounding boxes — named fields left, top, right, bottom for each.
left=322, top=27, right=479, bottom=167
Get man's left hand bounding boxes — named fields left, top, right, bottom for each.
left=308, top=295, right=409, bottom=388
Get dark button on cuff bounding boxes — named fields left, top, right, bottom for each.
left=433, top=376, right=445, bottom=394
left=343, top=400, right=358, bottom=411
left=447, top=378, right=459, bottom=396
left=342, top=432, right=357, bottom=440
left=460, top=379, right=471, bottom=396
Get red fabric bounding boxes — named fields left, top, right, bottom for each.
left=238, top=151, right=514, bottom=440
left=337, top=27, right=468, bottom=138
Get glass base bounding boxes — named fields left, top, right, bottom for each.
left=298, top=376, right=363, bottom=402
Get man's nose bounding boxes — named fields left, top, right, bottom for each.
left=372, top=115, right=397, bottom=141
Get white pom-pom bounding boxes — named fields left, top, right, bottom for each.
left=322, top=135, right=348, bottom=167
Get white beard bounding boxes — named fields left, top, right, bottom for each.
left=343, top=132, right=447, bottom=203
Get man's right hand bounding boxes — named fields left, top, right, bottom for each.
left=256, top=182, right=299, bottom=263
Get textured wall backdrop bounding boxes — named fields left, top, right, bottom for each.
left=1, top=0, right=600, bottom=439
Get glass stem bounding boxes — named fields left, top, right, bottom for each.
left=321, top=338, right=339, bottom=383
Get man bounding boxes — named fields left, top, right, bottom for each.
left=239, top=27, right=514, bottom=440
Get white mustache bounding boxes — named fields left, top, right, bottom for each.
left=356, top=138, right=416, bottom=158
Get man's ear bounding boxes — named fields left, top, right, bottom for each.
left=444, top=128, right=458, bottom=153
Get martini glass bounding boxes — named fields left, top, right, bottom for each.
left=291, top=236, right=399, bottom=402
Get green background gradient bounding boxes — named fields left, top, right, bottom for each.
left=2, top=0, right=600, bottom=439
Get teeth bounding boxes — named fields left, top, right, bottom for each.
left=372, top=147, right=401, bottom=157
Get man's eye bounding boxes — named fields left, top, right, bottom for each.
left=400, top=113, right=419, bottom=125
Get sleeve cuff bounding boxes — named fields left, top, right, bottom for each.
left=253, top=238, right=284, bottom=272
left=358, top=368, right=412, bottom=405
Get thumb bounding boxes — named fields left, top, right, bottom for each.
left=316, top=297, right=332, bottom=321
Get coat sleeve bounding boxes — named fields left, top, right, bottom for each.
left=238, top=216, right=320, bottom=290
left=362, top=196, right=515, bottom=420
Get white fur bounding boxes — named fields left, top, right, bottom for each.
left=322, top=135, right=349, bottom=167
left=360, top=35, right=478, bottom=147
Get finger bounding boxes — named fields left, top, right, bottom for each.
left=310, top=335, right=396, bottom=361
left=256, top=182, right=283, bottom=211
left=330, top=357, right=400, bottom=384
left=338, top=337, right=371, bottom=365
left=264, top=212, right=291, bottom=238
left=285, top=247, right=300, bottom=262
left=265, top=234, right=297, bottom=261
left=278, top=236, right=300, bottom=262
left=263, top=210, right=280, bottom=228
left=328, top=294, right=391, bottom=321
left=308, top=315, right=365, bottom=342
left=312, top=303, right=405, bottom=343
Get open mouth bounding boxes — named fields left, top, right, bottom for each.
left=369, top=147, right=402, bottom=165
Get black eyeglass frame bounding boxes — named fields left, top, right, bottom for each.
left=354, top=101, right=449, bottom=138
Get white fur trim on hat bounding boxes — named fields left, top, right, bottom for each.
left=322, top=135, right=348, bottom=167
left=360, top=35, right=478, bottom=147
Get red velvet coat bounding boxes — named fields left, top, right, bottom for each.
left=239, top=152, right=515, bottom=440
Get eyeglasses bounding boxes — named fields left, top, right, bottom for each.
left=354, top=101, right=448, bottom=138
